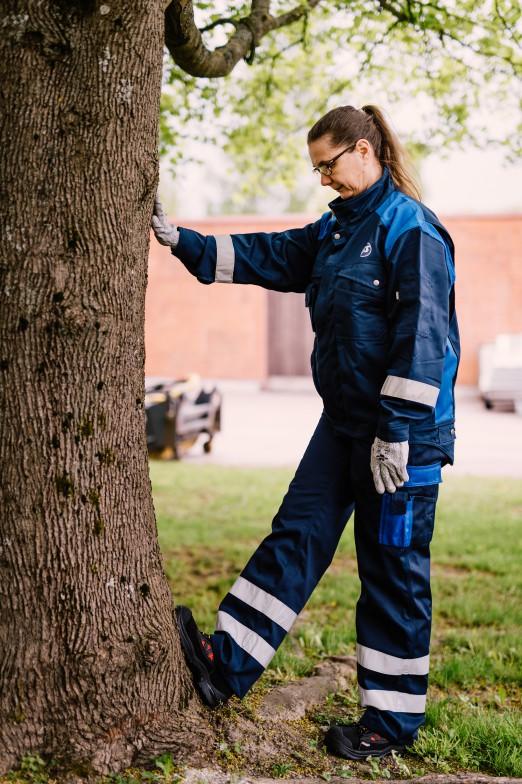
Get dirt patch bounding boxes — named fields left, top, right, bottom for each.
left=328, top=555, right=358, bottom=574
left=201, top=657, right=521, bottom=783
left=432, top=563, right=497, bottom=578
left=182, top=771, right=522, bottom=783
left=164, top=547, right=244, bottom=592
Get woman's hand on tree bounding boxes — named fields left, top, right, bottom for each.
left=151, top=195, right=180, bottom=248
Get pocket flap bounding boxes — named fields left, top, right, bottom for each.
left=404, top=462, right=442, bottom=487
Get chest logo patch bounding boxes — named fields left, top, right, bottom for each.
left=360, top=242, right=372, bottom=258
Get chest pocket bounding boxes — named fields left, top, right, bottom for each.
left=334, top=262, right=388, bottom=340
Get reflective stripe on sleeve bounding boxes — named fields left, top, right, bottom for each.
left=381, top=375, right=439, bottom=407
left=214, top=235, right=235, bottom=283
left=357, top=643, right=430, bottom=676
left=359, top=687, right=426, bottom=713
left=216, top=610, right=275, bottom=668
left=228, top=576, right=297, bottom=632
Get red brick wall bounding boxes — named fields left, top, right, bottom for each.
left=145, top=214, right=522, bottom=384
left=146, top=219, right=269, bottom=380
left=447, top=215, right=522, bottom=383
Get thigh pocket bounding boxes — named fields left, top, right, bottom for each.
left=379, top=463, right=441, bottom=548
left=379, top=491, right=413, bottom=547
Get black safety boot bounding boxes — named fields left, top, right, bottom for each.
left=324, top=721, right=412, bottom=760
left=175, top=605, right=233, bottom=709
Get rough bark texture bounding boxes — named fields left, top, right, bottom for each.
left=0, top=0, right=212, bottom=773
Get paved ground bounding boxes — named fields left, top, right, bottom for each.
left=183, top=380, right=522, bottom=477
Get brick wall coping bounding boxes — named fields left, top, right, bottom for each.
left=178, top=212, right=522, bottom=228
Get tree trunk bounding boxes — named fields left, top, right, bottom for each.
left=0, top=1, right=211, bottom=773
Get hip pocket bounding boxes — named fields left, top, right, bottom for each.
left=379, top=463, right=441, bottom=548
left=305, top=282, right=316, bottom=331
left=305, top=278, right=323, bottom=332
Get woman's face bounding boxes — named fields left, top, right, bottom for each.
left=308, top=135, right=380, bottom=199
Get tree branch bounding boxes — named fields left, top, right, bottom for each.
left=164, top=0, right=322, bottom=78
left=200, top=17, right=239, bottom=34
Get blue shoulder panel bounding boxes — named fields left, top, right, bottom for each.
left=377, top=191, right=455, bottom=285
left=377, top=192, right=428, bottom=255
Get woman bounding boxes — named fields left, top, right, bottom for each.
left=151, top=105, right=459, bottom=760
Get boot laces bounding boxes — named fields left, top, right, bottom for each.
left=200, top=634, right=214, bottom=663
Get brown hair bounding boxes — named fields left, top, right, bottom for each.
left=307, top=104, right=421, bottom=200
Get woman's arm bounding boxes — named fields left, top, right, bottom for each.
left=377, top=224, right=454, bottom=443
left=151, top=196, right=324, bottom=294
left=370, top=222, right=454, bottom=494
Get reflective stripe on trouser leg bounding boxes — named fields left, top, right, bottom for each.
left=210, top=413, right=355, bottom=698
left=351, top=440, right=440, bottom=743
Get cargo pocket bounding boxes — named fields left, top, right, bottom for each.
left=409, top=487, right=439, bottom=546
left=379, top=491, right=414, bottom=547
left=379, top=463, right=441, bottom=548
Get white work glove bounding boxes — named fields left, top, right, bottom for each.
left=371, top=437, right=409, bottom=495
left=151, top=195, right=180, bottom=248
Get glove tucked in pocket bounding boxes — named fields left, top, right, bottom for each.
left=379, top=463, right=441, bottom=548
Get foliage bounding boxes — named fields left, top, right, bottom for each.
left=160, top=0, right=522, bottom=199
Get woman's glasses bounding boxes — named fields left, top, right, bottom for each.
left=312, top=143, right=356, bottom=176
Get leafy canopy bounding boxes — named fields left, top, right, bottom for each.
left=161, top=0, right=521, bottom=199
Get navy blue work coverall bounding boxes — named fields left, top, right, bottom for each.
left=171, top=167, right=460, bottom=743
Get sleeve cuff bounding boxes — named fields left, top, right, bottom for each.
left=170, top=228, right=180, bottom=249
left=376, top=422, right=410, bottom=443
left=169, top=227, right=185, bottom=256
left=170, top=227, right=216, bottom=284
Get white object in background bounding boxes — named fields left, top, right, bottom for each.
left=478, top=333, right=522, bottom=411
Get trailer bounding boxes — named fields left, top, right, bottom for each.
left=145, top=375, right=222, bottom=459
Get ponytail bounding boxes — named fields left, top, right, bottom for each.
left=307, top=104, right=421, bottom=201
left=360, top=105, right=421, bottom=200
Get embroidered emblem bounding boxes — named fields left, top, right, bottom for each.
left=360, top=242, right=372, bottom=258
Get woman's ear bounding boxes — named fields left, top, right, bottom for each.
left=356, top=138, right=371, bottom=159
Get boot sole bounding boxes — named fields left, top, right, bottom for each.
left=325, top=726, right=408, bottom=760
left=175, top=605, right=225, bottom=709
left=328, top=742, right=406, bottom=760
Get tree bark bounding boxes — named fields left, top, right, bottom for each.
left=0, top=0, right=211, bottom=773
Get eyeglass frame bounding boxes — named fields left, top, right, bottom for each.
left=312, top=142, right=357, bottom=176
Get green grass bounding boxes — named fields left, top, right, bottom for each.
left=153, top=463, right=522, bottom=777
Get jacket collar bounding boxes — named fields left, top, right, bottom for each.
left=328, top=167, right=394, bottom=227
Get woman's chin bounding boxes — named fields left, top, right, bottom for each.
left=338, top=187, right=353, bottom=199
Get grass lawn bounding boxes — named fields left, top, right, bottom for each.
left=153, top=462, right=522, bottom=779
